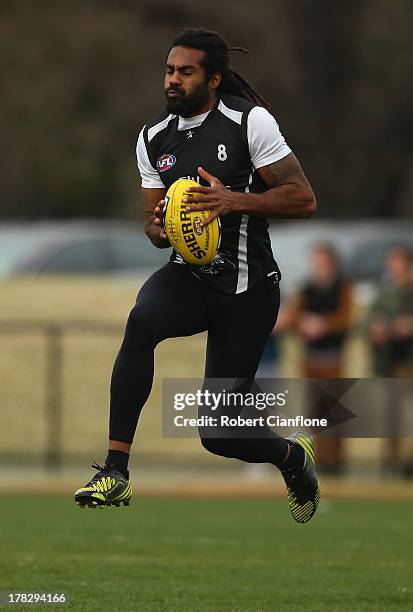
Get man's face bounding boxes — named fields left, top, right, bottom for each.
left=164, top=46, right=218, bottom=117
left=386, top=249, right=412, bottom=285
left=310, top=248, right=338, bottom=284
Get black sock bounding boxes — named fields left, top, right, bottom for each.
left=105, top=449, right=129, bottom=477
left=278, top=440, right=305, bottom=471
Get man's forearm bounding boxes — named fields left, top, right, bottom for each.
left=235, top=184, right=316, bottom=219
left=144, top=214, right=171, bottom=248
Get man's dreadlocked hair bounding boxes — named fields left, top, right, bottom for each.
left=168, top=28, right=270, bottom=109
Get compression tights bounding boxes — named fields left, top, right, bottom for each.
left=109, top=262, right=289, bottom=465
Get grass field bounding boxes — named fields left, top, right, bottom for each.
left=1, top=495, right=412, bottom=611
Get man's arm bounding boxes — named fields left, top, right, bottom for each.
left=252, top=152, right=316, bottom=218
left=141, top=187, right=170, bottom=248
left=183, top=155, right=316, bottom=225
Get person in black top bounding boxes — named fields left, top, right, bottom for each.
left=139, top=91, right=287, bottom=293
left=74, top=28, right=320, bottom=523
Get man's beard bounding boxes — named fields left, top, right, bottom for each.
left=165, top=80, right=211, bottom=117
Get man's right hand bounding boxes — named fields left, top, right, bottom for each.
left=145, top=199, right=170, bottom=248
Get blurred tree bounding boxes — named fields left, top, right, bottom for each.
left=0, top=0, right=412, bottom=220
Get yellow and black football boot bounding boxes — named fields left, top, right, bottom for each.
left=74, top=462, right=132, bottom=509
left=281, top=433, right=320, bottom=524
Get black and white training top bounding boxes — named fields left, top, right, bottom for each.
left=136, top=94, right=291, bottom=294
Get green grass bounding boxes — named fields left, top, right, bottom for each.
left=0, top=496, right=412, bottom=611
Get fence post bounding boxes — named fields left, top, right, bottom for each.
left=45, top=325, right=63, bottom=470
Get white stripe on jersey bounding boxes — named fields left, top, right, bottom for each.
left=235, top=215, right=249, bottom=293
left=148, top=114, right=175, bottom=142
left=235, top=171, right=253, bottom=293
left=218, top=100, right=243, bottom=125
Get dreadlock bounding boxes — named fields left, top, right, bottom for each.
left=168, top=28, right=270, bottom=109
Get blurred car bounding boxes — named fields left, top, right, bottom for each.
left=1, top=219, right=412, bottom=301
left=0, top=221, right=171, bottom=278
left=269, top=219, right=413, bottom=301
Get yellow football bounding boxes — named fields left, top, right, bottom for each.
left=163, top=178, right=221, bottom=266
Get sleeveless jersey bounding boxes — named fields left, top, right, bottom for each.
left=137, top=94, right=291, bottom=294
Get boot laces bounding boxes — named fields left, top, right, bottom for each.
left=85, top=462, right=113, bottom=486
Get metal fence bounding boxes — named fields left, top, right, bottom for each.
left=0, top=320, right=122, bottom=469
left=2, top=320, right=410, bottom=474
left=0, top=318, right=210, bottom=470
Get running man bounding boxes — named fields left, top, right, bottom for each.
left=74, top=28, right=320, bottom=523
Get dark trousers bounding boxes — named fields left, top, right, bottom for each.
left=109, top=262, right=288, bottom=464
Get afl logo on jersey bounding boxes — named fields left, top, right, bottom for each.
left=157, top=154, right=176, bottom=172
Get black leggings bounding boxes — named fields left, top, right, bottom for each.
left=109, top=262, right=289, bottom=465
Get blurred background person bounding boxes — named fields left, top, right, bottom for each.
left=285, top=243, right=354, bottom=474
left=367, top=245, right=413, bottom=476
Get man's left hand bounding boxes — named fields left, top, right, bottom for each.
left=183, top=166, right=238, bottom=226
